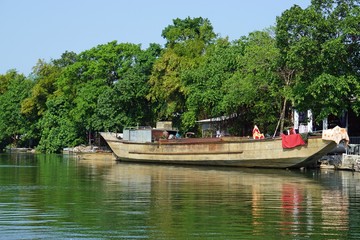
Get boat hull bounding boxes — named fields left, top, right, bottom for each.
left=100, top=132, right=336, bottom=169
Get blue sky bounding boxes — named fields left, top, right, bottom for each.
left=0, top=0, right=311, bottom=76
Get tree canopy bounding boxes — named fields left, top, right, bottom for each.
left=0, top=70, right=33, bottom=149
left=276, top=0, right=360, bottom=122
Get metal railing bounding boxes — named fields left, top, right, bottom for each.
left=350, top=137, right=360, bottom=144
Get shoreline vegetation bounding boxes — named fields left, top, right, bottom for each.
left=0, top=1, right=359, bottom=154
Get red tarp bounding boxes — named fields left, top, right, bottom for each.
left=281, top=134, right=306, bottom=149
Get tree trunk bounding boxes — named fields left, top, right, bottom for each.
left=88, top=130, right=92, bottom=148
left=273, top=98, right=287, bottom=138
left=279, top=98, right=287, bottom=134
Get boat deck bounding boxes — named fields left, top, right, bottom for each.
left=158, top=136, right=273, bottom=145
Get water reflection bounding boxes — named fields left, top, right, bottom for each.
left=0, top=154, right=360, bottom=239
left=79, top=160, right=360, bottom=239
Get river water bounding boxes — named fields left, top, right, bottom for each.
left=1, top=153, right=360, bottom=239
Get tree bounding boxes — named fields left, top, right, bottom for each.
left=52, top=51, right=78, bottom=68
left=21, top=53, right=78, bottom=150
left=36, top=41, right=161, bottom=152
left=221, top=30, right=281, bottom=135
left=96, top=43, right=161, bottom=131
left=179, top=37, right=243, bottom=132
left=36, top=95, right=81, bottom=153
left=275, top=4, right=321, bottom=133
left=276, top=0, right=360, bottom=125
left=307, top=0, right=360, bottom=119
left=0, top=70, right=33, bottom=150
left=148, top=17, right=217, bottom=123
left=36, top=42, right=139, bottom=151
left=22, top=59, right=61, bottom=117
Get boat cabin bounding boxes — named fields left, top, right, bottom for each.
left=196, top=115, right=233, bottom=138
left=122, top=122, right=178, bottom=143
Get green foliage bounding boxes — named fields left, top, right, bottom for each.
left=221, top=31, right=281, bottom=133
left=36, top=96, right=81, bottom=153
left=180, top=38, right=243, bottom=130
left=52, top=51, right=78, bottom=68
left=95, top=43, right=161, bottom=131
left=35, top=41, right=160, bottom=152
left=0, top=70, right=33, bottom=149
left=21, top=58, right=74, bottom=150
left=307, top=74, right=360, bottom=121
left=162, top=17, right=216, bottom=48
left=276, top=0, right=360, bottom=128
left=22, top=59, right=61, bottom=117
left=148, top=17, right=217, bottom=124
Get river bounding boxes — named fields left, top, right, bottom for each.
left=0, top=153, right=360, bottom=239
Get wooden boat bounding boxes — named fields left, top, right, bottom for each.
left=99, top=127, right=346, bottom=169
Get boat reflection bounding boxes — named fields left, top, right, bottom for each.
left=77, top=159, right=356, bottom=238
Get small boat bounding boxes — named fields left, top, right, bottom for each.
left=100, top=126, right=348, bottom=169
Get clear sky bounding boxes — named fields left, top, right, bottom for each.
left=0, top=0, right=311, bottom=76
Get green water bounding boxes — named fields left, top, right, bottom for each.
left=0, top=153, right=360, bottom=239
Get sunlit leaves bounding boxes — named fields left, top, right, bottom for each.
left=307, top=74, right=360, bottom=119
left=181, top=38, right=242, bottom=128
left=148, top=17, right=217, bottom=123
left=35, top=41, right=160, bottom=152
left=0, top=71, right=33, bottom=149
left=221, top=31, right=280, bottom=132
left=21, top=59, right=61, bottom=116
left=277, top=0, right=360, bottom=122
left=162, top=17, right=216, bottom=48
